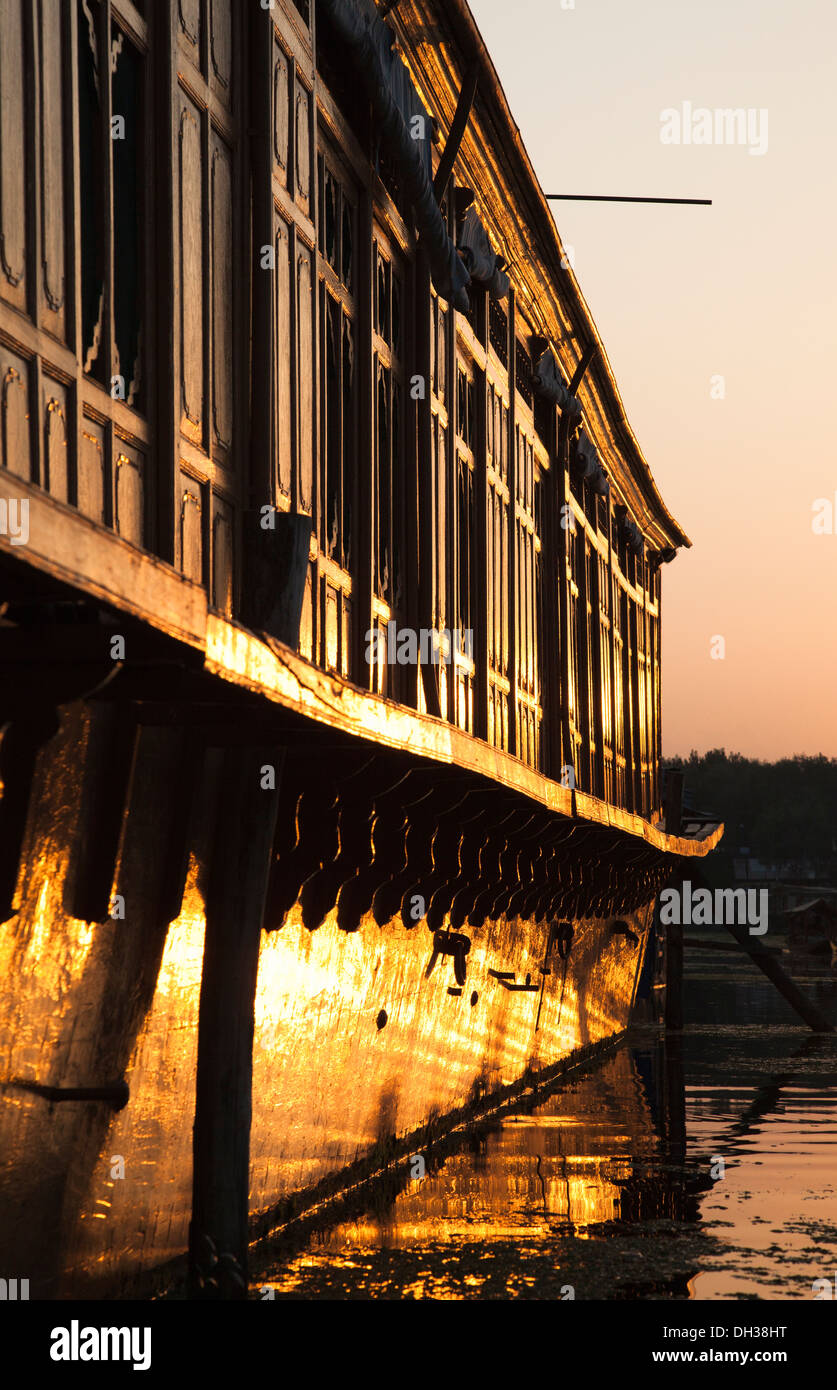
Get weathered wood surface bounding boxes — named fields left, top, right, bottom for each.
left=0, top=479, right=721, bottom=868
left=0, top=0, right=710, bottom=855
left=0, top=475, right=207, bottom=648
left=207, top=615, right=723, bottom=860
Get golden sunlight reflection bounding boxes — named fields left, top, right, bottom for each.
left=248, top=909, right=644, bottom=1217
left=259, top=1047, right=662, bottom=1298
left=69, top=857, right=207, bottom=1284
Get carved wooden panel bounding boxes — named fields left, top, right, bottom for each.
left=0, top=350, right=30, bottom=479
left=298, top=563, right=314, bottom=661
left=39, top=2, right=66, bottom=335
left=78, top=418, right=106, bottom=524
left=0, top=0, right=27, bottom=310
left=179, top=473, right=203, bottom=582
left=274, top=213, right=292, bottom=498
left=211, top=137, right=233, bottom=456
left=211, top=494, right=234, bottom=615
left=179, top=98, right=204, bottom=443
left=210, top=0, right=232, bottom=99
left=319, top=575, right=352, bottom=679
left=325, top=579, right=339, bottom=672
left=273, top=40, right=289, bottom=185
left=285, top=0, right=310, bottom=28
left=294, top=80, right=311, bottom=212
left=435, top=302, right=447, bottom=405
left=179, top=0, right=200, bottom=48
left=114, top=440, right=144, bottom=545
left=432, top=415, right=447, bottom=630
left=296, top=242, right=314, bottom=513
left=43, top=383, right=68, bottom=502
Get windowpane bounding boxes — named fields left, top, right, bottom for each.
left=78, top=0, right=105, bottom=381
left=111, top=23, right=144, bottom=408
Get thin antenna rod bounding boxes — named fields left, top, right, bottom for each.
left=546, top=194, right=712, bottom=205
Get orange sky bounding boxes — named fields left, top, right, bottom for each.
left=469, top=0, right=837, bottom=759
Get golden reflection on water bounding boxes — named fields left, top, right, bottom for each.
left=0, top=739, right=647, bottom=1297
left=260, top=1048, right=659, bottom=1298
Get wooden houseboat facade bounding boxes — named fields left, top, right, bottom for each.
left=0, top=0, right=721, bottom=1297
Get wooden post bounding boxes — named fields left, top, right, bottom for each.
left=664, top=913, right=685, bottom=1031
left=432, top=64, right=478, bottom=203
left=0, top=710, right=59, bottom=921
left=664, top=765, right=683, bottom=835
left=662, top=770, right=686, bottom=1027
left=189, top=745, right=283, bottom=1298
left=416, top=249, right=440, bottom=717
left=663, top=864, right=684, bottom=1032
left=664, top=1031, right=687, bottom=1165
left=471, top=299, right=489, bottom=743
left=506, top=288, right=517, bottom=757
left=553, top=408, right=571, bottom=784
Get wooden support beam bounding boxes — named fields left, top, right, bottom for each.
left=415, top=250, right=441, bottom=717
left=189, top=745, right=284, bottom=1298
left=720, top=920, right=834, bottom=1034
left=555, top=342, right=596, bottom=790
left=432, top=64, right=479, bottom=204
left=0, top=711, right=59, bottom=922
left=68, top=703, right=139, bottom=923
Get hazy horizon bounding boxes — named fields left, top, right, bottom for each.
left=468, top=0, right=837, bottom=761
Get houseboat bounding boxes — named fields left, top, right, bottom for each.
left=0, top=0, right=721, bottom=1297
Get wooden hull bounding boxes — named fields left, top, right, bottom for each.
left=0, top=700, right=651, bottom=1298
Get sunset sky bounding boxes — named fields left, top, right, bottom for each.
left=469, top=0, right=837, bottom=760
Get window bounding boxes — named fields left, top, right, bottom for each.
left=315, top=146, right=359, bottom=677
left=454, top=360, right=477, bottom=732
left=78, top=1, right=146, bottom=410
left=319, top=155, right=356, bottom=574
left=486, top=377, right=510, bottom=750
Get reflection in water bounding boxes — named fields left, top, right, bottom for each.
left=256, top=955, right=837, bottom=1300
left=679, top=954, right=837, bottom=1300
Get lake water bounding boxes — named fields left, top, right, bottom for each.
left=254, top=951, right=837, bottom=1300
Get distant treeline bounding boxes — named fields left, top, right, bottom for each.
left=667, top=750, right=837, bottom=878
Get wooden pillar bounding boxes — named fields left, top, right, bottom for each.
left=189, top=745, right=283, bottom=1298
left=664, top=1031, right=687, bottom=1165
left=575, top=513, right=593, bottom=794
left=473, top=314, right=489, bottom=741
left=544, top=401, right=562, bottom=781
left=664, top=766, right=684, bottom=835
left=416, top=249, right=440, bottom=717
left=664, top=863, right=685, bottom=1032
left=607, top=505, right=619, bottom=803
left=354, top=179, right=374, bottom=690
left=506, top=288, right=517, bottom=757
left=664, top=912, right=685, bottom=1031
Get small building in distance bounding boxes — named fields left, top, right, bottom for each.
left=783, top=894, right=837, bottom=972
